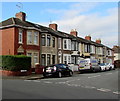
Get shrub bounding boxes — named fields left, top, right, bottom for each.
left=0, top=55, right=31, bottom=71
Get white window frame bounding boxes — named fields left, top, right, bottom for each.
left=34, top=31, right=39, bottom=45
left=58, top=38, right=61, bottom=49
left=18, top=29, right=23, bottom=44
left=27, top=30, right=33, bottom=44
left=63, top=54, right=71, bottom=64
left=68, top=39, right=71, bottom=50
left=63, top=39, right=67, bottom=50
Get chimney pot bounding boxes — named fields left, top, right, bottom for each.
left=70, top=29, right=78, bottom=37
left=15, top=12, right=26, bottom=21
left=49, top=23, right=58, bottom=30
left=85, top=35, right=91, bottom=41
left=96, top=39, right=101, bottom=44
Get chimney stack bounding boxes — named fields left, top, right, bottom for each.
left=70, top=29, right=78, bottom=37
left=15, top=12, right=26, bottom=21
left=85, top=35, right=91, bottom=41
left=96, top=39, right=101, bottom=44
left=49, top=23, right=58, bottom=30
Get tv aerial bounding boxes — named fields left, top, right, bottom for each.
left=16, top=2, right=23, bottom=12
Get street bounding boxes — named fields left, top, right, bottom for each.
left=2, top=69, right=119, bottom=100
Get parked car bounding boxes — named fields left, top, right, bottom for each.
left=43, top=64, right=73, bottom=78
left=78, top=58, right=101, bottom=73
left=105, top=63, right=115, bottom=70
left=99, top=63, right=106, bottom=71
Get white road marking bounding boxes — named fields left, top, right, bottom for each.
left=84, top=86, right=96, bottom=89
left=97, top=88, right=111, bottom=92
left=24, top=80, right=32, bottom=82
left=55, top=82, right=66, bottom=84
left=105, top=73, right=113, bottom=75
left=88, top=75, right=101, bottom=78
left=113, top=91, right=120, bottom=95
left=33, top=80, right=41, bottom=82
left=43, top=81, right=53, bottom=84
left=41, top=78, right=68, bottom=81
left=66, top=80, right=76, bottom=83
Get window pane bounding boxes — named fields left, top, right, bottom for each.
left=64, top=56, right=67, bottom=64
left=47, top=35, right=51, bottom=46
left=58, top=38, right=61, bottom=49
left=47, top=54, right=51, bottom=66
left=64, top=40, right=67, bottom=49
left=52, top=55, right=55, bottom=64
left=34, top=31, right=39, bottom=45
left=41, top=54, right=46, bottom=66
left=68, top=56, right=71, bottom=64
left=52, top=37, right=55, bottom=47
left=33, top=53, right=39, bottom=65
left=19, top=29, right=23, bottom=43
left=42, top=34, right=46, bottom=46
left=27, top=31, right=32, bottom=44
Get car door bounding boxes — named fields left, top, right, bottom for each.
left=59, top=64, right=69, bottom=75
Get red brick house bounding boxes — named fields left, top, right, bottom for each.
left=0, top=12, right=40, bottom=67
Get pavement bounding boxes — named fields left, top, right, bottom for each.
left=1, top=71, right=79, bottom=80
left=1, top=73, right=44, bottom=80
left=1, top=68, right=119, bottom=80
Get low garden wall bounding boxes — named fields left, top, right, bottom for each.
left=0, top=55, right=32, bottom=76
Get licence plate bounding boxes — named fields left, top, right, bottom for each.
left=80, top=67, right=84, bottom=68
left=79, top=67, right=84, bottom=69
left=46, top=70, right=51, bottom=73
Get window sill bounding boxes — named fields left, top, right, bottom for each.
left=18, top=42, right=23, bottom=44
left=27, top=43, right=39, bottom=46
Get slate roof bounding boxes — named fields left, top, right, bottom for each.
left=0, top=17, right=112, bottom=49
left=0, top=17, right=65, bottom=37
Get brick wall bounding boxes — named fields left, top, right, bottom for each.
left=1, top=27, right=15, bottom=55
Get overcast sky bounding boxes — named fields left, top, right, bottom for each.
left=1, top=1, right=119, bottom=48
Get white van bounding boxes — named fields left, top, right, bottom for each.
left=78, top=58, right=100, bottom=73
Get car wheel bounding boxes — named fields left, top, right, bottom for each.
left=58, top=72, right=62, bottom=78
left=92, top=68, right=96, bottom=73
left=43, top=74, right=47, bottom=78
left=69, top=71, right=73, bottom=76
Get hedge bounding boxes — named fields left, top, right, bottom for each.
left=0, top=55, right=31, bottom=71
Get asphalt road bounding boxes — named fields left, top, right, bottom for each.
left=2, top=69, right=120, bottom=100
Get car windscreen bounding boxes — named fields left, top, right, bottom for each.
left=56, top=64, right=68, bottom=69
left=100, top=63, right=105, bottom=66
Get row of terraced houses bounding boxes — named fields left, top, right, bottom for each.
left=0, top=12, right=114, bottom=68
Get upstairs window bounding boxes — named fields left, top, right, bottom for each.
left=58, top=38, right=61, bottom=49
left=34, top=31, right=39, bottom=45
left=52, top=37, right=55, bottom=47
left=68, top=39, right=71, bottom=50
left=64, top=40, right=67, bottom=49
left=27, top=31, right=32, bottom=44
left=41, top=34, right=46, bottom=46
left=47, top=35, right=51, bottom=46
left=18, top=29, right=23, bottom=43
